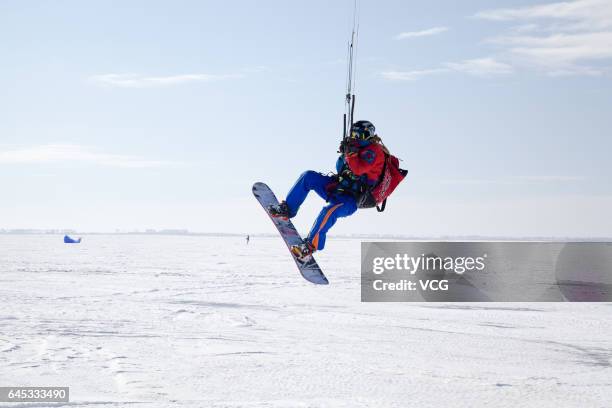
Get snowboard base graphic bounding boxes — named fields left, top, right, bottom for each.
left=252, top=182, right=329, bottom=285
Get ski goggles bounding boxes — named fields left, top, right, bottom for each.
left=350, top=127, right=376, bottom=140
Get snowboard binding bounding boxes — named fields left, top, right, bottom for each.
left=291, top=241, right=316, bottom=260
left=268, top=201, right=290, bottom=220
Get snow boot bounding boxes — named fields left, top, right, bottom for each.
left=268, top=201, right=290, bottom=220
left=291, top=240, right=316, bottom=259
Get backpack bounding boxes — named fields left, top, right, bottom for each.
left=357, top=153, right=407, bottom=212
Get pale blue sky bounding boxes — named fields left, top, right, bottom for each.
left=1, top=0, right=611, bottom=236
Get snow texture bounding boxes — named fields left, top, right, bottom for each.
left=0, top=235, right=610, bottom=407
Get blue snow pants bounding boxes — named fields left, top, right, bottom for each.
left=285, top=171, right=358, bottom=251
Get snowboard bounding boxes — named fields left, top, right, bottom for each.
left=252, top=182, right=329, bottom=285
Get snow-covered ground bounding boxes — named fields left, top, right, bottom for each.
left=0, top=235, right=610, bottom=407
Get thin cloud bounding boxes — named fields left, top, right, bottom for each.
left=91, top=73, right=244, bottom=88
left=0, top=144, right=179, bottom=168
left=445, top=58, right=514, bottom=76
left=382, top=57, right=511, bottom=81
left=511, top=24, right=541, bottom=34
left=516, top=175, right=585, bottom=182
left=488, top=32, right=612, bottom=69
left=474, top=0, right=612, bottom=30
left=383, top=1, right=612, bottom=81
left=475, top=0, right=612, bottom=75
left=381, top=68, right=448, bottom=81
left=394, top=26, right=449, bottom=40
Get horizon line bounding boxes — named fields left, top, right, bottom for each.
left=1, top=230, right=611, bottom=241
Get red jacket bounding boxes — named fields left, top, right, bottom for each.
left=345, top=142, right=386, bottom=183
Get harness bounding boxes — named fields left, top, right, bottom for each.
left=334, top=167, right=369, bottom=198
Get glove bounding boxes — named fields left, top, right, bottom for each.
left=325, top=180, right=339, bottom=197
left=339, top=139, right=359, bottom=154
left=338, top=140, right=348, bottom=153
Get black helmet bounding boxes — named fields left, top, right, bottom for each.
left=350, top=120, right=376, bottom=140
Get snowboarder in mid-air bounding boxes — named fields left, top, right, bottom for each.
left=268, top=120, right=387, bottom=258
left=254, top=5, right=405, bottom=282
